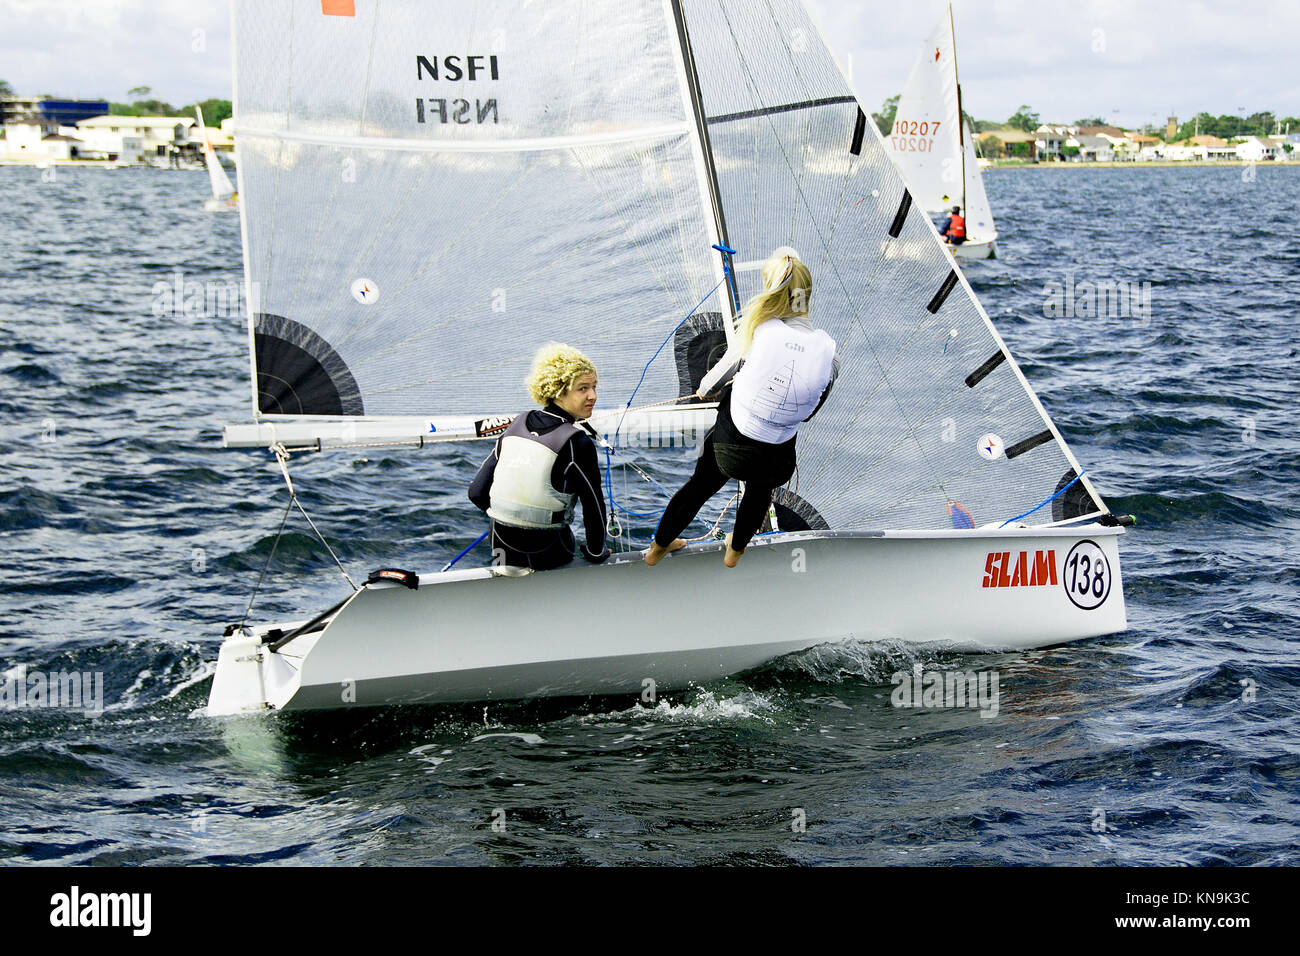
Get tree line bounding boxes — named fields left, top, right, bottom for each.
left=872, top=94, right=1299, bottom=140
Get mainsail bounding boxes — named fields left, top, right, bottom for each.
left=229, top=0, right=1107, bottom=532
left=197, top=106, right=235, bottom=200
left=232, top=0, right=724, bottom=419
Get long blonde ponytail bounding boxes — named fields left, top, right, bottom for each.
left=735, top=248, right=812, bottom=355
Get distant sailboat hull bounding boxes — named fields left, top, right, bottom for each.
left=207, top=525, right=1126, bottom=716
left=949, top=237, right=997, bottom=260
left=204, top=195, right=239, bottom=213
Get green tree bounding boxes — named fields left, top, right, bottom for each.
left=0, top=79, right=14, bottom=97
left=872, top=94, right=899, bottom=135
left=978, top=134, right=1001, bottom=158
left=1007, top=104, right=1039, bottom=132
left=180, top=97, right=232, bottom=126
left=1074, top=116, right=1106, bottom=127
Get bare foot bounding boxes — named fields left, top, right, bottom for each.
left=644, top=538, right=686, bottom=566
left=723, top=533, right=745, bottom=568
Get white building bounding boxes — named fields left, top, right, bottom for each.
left=0, top=119, right=85, bottom=160
left=75, top=116, right=197, bottom=165
left=1068, top=135, right=1114, bottom=162
left=1236, top=136, right=1279, bottom=161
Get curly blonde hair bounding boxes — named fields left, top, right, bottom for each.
left=525, top=343, right=597, bottom=405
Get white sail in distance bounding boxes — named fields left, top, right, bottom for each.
left=889, top=6, right=963, bottom=213
left=961, top=120, right=996, bottom=243
left=227, top=0, right=1108, bottom=531
left=196, top=106, right=235, bottom=200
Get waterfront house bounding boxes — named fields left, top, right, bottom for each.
left=1236, top=136, right=1279, bottom=161
left=983, top=129, right=1039, bottom=160
left=75, top=115, right=198, bottom=166
left=1069, top=135, right=1114, bottom=162
left=0, top=119, right=85, bottom=160
left=1033, top=126, right=1066, bottom=160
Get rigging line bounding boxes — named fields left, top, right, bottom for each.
left=293, top=496, right=358, bottom=592
left=441, top=527, right=489, bottom=572
left=240, top=495, right=294, bottom=627
left=999, top=471, right=1086, bottom=528
left=612, top=276, right=726, bottom=444
left=271, top=443, right=358, bottom=591
left=358, top=0, right=381, bottom=131
left=805, top=291, right=973, bottom=490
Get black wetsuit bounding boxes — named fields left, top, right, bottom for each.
left=654, top=372, right=835, bottom=554
left=469, top=404, right=609, bottom=570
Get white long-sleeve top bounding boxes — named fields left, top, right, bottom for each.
left=697, top=314, right=818, bottom=397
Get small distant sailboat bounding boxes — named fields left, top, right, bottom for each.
left=888, top=4, right=997, bottom=259
left=196, top=107, right=238, bottom=213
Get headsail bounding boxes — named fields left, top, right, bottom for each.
left=196, top=106, right=235, bottom=200
left=888, top=6, right=964, bottom=213
left=674, top=0, right=1106, bottom=529
left=961, top=121, right=996, bottom=243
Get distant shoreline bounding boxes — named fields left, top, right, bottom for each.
left=987, top=159, right=1300, bottom=170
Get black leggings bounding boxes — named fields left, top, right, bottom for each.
left=653, top=430, right=795, bottom=552
left=489, top=521, right=575, bottom=571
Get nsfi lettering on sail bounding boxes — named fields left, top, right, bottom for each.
left=416, top=55, right=501, bottom=125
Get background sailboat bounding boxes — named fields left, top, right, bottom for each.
left=208, top=0, right=1126, bottom=716
left=888, top=5, right=998, bottom=259
left=196, top=106, right=238, bottom=212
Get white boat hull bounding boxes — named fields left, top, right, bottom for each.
left=949, top=237, right=997, bottom=260
left=207, top=525, right=1127, bottom=716
left=204, top=196, right=238, bottom=212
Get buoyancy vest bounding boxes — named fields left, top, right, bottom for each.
left=949, top=213, right=966, bottom=238
left=729, top=319, right=837, bottom=444
left=487, top=414, right=583, bottom=529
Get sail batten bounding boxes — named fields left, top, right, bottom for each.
left=234, top=122, right=695, bottom=153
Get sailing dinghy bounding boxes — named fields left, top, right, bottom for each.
left=888, top=5, right=998, bottom=259
left=208, top=0, right=1129, bottom=717
left=196, top=106, right=238, bottom=212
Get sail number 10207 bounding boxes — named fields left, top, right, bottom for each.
left=891, top=119, right=940, bottom=153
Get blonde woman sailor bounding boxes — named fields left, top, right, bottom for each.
left=469, top=344, right=609, bottom=570
left=645, top=248, right=836, bottom=568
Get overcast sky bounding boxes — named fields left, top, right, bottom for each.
left=3, top=0, right=1297, bottom=129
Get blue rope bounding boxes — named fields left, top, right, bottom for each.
left=999, top=470, right=1087, bottom=528
left=441, top=527, right=489, bottom=571
left=604, top=445, right=666, bottom=519
left=613, top=276, right=726, bottom=446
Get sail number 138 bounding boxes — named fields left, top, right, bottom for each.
left=1062, top=540, right=1112, bottom=610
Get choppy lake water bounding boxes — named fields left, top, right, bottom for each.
left=1, top=163, right=1297, bottom=865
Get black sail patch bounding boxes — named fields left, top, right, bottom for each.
left=253, top=314, right=363, bottom=416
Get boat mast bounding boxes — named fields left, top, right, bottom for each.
left=949, top=4, right=967, bottom=214
left=666, top=0, right=739, bottom=329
